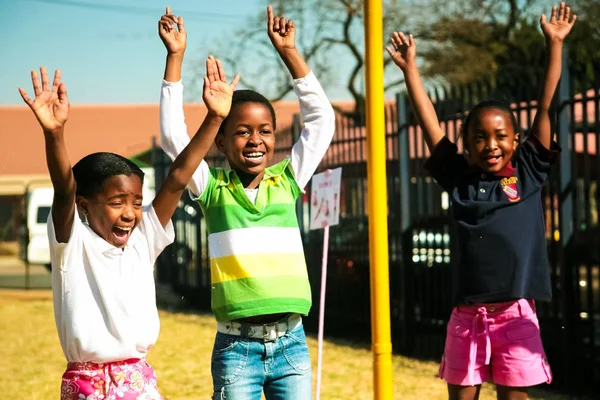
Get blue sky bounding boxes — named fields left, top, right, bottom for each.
left=0, top=0, right=273, bottom=105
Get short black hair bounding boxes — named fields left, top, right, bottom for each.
left=218, top=90, right=276, bottom=135
left=460, top=99, right=521, bottom=148
left=72, top=152, right=144, bottom=198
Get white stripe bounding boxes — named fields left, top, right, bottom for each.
left=208, top=227, right=304, bottom=258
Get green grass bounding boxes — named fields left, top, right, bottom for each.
left=0, top=289, right=587, bottom=400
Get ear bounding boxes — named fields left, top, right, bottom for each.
left=75, top=196, right=89, bottom=219
left=215, top=134, right=226, bottom=154
left=513, top=133, right=520, bottom=150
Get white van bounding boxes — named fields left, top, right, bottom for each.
left=19, top=168, right=156, bottom=270
left=23, top=187, right=54, bottom=269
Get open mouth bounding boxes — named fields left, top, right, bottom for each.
left=484, top=155, right=502, bottom=165
left=243, top=151, right=265, bottom=166
left=112, top=225, right=133, bottom=246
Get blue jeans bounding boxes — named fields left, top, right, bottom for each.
left=211, top=324, right=312, bottom=400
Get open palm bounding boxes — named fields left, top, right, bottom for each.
left=18, top=67, right=69, bottom=133
left=203, top=57, right=240, bottom=120
left=386, top=32, right=417, bottom=71
left=541, top=2, right=576, bottom=42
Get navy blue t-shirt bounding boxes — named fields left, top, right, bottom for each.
left=424, top=135, right=559, bottom=305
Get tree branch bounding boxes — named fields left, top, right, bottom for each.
left=384, top=78, right=405, bottom=92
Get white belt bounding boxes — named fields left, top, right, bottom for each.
left=217, top=314, right=302, bottom=342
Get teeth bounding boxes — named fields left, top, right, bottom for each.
left=115, top=227, right=132, bottom=231
left=244, top=153, right=263, bottom=158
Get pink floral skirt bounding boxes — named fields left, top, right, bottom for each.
left=61, top=358, right=162, bottom=400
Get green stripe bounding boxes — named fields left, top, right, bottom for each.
left=204, top=203, right=299, bottom=233
left=213, top=298, right=312, bottom=322
left=211, top=275, right=311, bottom=310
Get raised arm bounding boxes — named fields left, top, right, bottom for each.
left=18, top=67, right=74, bottom=243
left=387, top=32, right=445, bottom=151
left=153, top=57, right=239, bottom=227
left=158, top=7, right=207, bottom=196
left=533, top=2, right=576, bottom=149
left=267, top=5, right=335, bottom=188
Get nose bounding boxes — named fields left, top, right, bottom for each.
left=248, top=131, right=263, bottom=145
left=122, top=204, right=135, bottom=221
left=484, top=136, right=498, bottom=150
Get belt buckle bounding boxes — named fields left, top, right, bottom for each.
left=262, top=323, right=279, bottom=342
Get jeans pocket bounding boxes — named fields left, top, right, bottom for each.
left=211, top=333, right=249, bottom=386
left=282, top=327, right=312, bottom=373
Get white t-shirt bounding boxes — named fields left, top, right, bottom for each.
left=48, top=205, right=175, bottom=363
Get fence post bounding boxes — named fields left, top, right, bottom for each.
left=557, top=46, right=575, bottom=391
left=396, top=93, right=413, bottom=354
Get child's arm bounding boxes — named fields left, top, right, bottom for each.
left=158, top=7, right=206, bottom=197
left=153, top=57, right=239, bottom=228
left=18, top=67, right=75, bottom=243
left=532, top=2, right=576, bottom=149
left=267, top=6, right=335, bottom=189
left=386, top=32, right=445, bottom=152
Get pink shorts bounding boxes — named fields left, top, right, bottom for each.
left=439, top=298, right=552, bottom=387
left=61, top=358, right=163, bottom=400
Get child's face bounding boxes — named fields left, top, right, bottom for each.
left=466, top=108, right=518, bottom=173
left=216, top=102, right=275, bottom=177
left=77, top=174, right=144, bottom=248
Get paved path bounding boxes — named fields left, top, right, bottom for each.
left=0, top=256, right=51, bottom=289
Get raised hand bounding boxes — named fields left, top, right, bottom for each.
left=540, top=2, right=576, bottom=43
left=386, top=32, right=417, bottom=71
left=203, top=56, right=240, bottom=120
left=18, top=67, right=69, bottom=134
left=267, top=5, right=296, bottom=54
left=159, top=6, right=186, bottom=55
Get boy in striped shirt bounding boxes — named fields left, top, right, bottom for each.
left=158, top=6, right=335, bottom=399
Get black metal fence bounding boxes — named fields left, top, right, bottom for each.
left=153, top=50, right=599, bottom=396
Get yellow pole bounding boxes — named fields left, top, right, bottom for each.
left=364, top=1, right=393, bottom=398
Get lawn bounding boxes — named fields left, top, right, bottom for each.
left=0, top=289, right=586, bottom=400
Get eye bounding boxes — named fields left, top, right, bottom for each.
left=260, top=129, right=272, bottom=135
left=134, top=202, right=143, bottom=208
left=236, top=130, right=249, bottom=136
left=109, top=202, right=122, bottom=207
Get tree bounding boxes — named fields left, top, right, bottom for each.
left=191, top=0, right=408, bottom=118
left=189, top=0, right=600, bottom=117
left=417, top=0, right=600, bottom=90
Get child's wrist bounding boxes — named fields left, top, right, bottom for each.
left=277, top=47, right=299, bottom=59
left=167, top=51, right=185, bottom=60
left=43, top=126, right=65, bottom=137
left=545, top=36, right=565, bottom=47
left=401, top=62, right=419, bottom=74
left=205, top=111, right=226, bottom=124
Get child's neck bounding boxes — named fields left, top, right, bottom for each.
left=236, top=170, right=265, bottom=189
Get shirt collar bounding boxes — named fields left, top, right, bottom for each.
left=466, top=161, right=515, bottom=178
left=217, top=157, right=291, bottom=187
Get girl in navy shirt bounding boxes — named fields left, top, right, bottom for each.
left=387, top=3, right=576, bottom=399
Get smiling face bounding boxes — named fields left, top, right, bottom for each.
left=465, top=107, right=519, bottom=173
left=216, top=102, right=275, bottom=186
left=77, top=174, right=144, bottom=248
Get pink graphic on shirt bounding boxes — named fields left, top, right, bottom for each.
left=61, top=358, right=162, bottom=400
